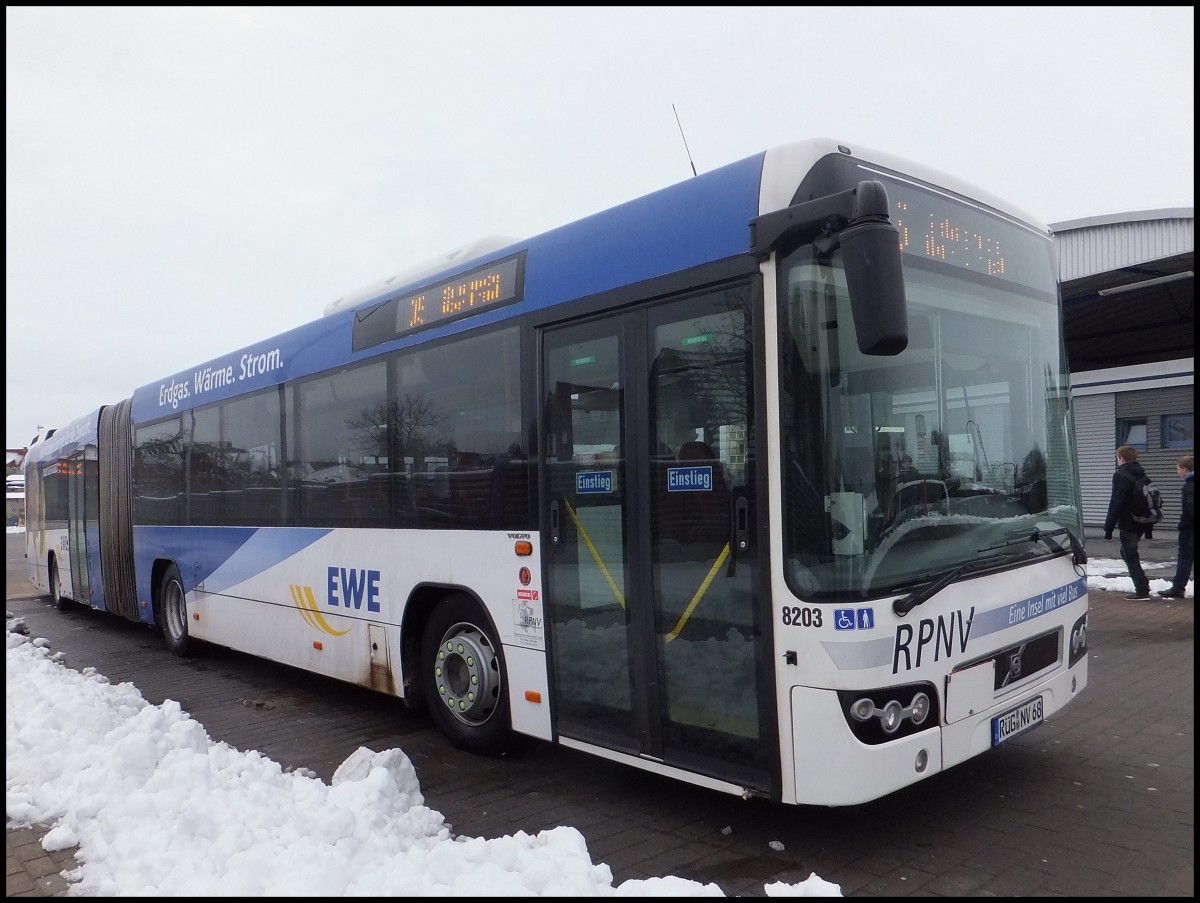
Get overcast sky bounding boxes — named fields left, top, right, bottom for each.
left=5, top=6, right=1195, bottom=451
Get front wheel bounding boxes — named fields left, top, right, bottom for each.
left=157, top=564, right=192, bottom=656
left=420, top=593, right=511, bottom=756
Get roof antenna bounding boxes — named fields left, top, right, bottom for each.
left=672, top=104, right=698, bottom=177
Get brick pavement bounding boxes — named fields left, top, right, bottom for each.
left=5, top=829, right=74, bottom=897
left=6, top=529, right=1193, bottom=896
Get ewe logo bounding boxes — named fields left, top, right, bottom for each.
left=289, top=567, right=381, bottom=636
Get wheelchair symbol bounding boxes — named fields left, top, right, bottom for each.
left=834, top=609, right=856, bottom=630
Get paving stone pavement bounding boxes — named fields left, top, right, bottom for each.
left=6, top=829, right=76, bottom=898
left=6, top=528, right=1193, bottom=896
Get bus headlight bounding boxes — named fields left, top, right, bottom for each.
left=850, top=698, right=876, bottom=722
left=880, top=700, right=904, bottom=733
left=1068, top=613, right=1088, bottom=667
left=840, top=683, right=939, bottom=744
left=910, top=692, right=931, bottom=725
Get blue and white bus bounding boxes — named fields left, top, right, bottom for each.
left=25, top=138, right=1089, bottom=806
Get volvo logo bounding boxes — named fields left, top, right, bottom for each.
left=1001, top=643, right=1026, bottom=687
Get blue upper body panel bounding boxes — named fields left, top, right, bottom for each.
left=25, top=408, right=103, bottom=466
left=130, top=151, right=766, bottom=426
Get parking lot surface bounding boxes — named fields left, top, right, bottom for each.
left=6, top=531, right=1193, bottom=897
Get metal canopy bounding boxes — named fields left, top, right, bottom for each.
left=1052, top=209, right=1193, bottom=372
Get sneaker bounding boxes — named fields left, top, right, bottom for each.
left=1156, top=589, right=1185, bottom=598
left=1124, top=592, right=1152, bottom=601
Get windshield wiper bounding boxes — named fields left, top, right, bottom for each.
left=894, top=526, right=1087, bottom=618
left=892, top=553, right=1015, bottom=617
left=979, top=526, right=1087, bottom=567
left=1033, top=527, right=1087, bottom=566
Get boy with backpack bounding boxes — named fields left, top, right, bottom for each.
left=1103, top=445, right=1160, bottom=601
left=1157, top=453, right=1194, bottom=598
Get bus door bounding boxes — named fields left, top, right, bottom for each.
left=541, top=284, right=770, bottom=788
left=66, top=451, right=91, bottom=605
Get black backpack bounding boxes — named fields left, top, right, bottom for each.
left=1124, top=472, right=1164, bottom=525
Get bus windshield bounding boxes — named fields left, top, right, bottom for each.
left=778, top=182, right=1084, bottom=599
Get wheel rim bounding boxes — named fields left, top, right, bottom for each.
left=164, top=579, right=187, bottom=641
left=431, top=621, right=501, bottom=726
left=50, top=562, right=60, bottom=603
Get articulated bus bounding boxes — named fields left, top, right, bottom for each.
left=25, top=138, right=1089, bottom=806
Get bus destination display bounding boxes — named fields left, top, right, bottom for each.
left=354, top=252, right=525, bottom=351
left=879, top=176, right=1052, bottom=294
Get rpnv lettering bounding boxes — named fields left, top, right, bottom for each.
left=327, top=567, right=381, bottom=612
left=893, top=606, right=974, bottom=673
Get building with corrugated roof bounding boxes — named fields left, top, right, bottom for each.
left=1052, top=208, right=1193, bottom=526
left=6, top=448, right=27, bottom=477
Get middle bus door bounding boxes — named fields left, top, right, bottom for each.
left=541, top=286, right=770, bottom=789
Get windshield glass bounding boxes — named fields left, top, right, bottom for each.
left=778, top=177, right=1083, bottom=599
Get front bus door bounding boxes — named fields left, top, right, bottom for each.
left=541, top=283, right=770, bottom=790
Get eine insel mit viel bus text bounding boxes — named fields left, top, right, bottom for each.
left=24, top=138, right=1089, bottom=807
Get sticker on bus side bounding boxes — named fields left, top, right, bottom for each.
left=576, top=471, right=613, bottom=494
left=667, top=466, right=712, bottom=491
left=513, top=595, right=545, bottom=649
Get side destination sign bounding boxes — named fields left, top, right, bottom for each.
left=353, top=252, right=526, bottom=351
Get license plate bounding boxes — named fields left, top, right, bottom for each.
left=992, top=695, right=1044, bottom=745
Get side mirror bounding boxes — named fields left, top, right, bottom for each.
left=749, top=180, right=908, bottom=356
left=841, top=183, right=908, bottom=355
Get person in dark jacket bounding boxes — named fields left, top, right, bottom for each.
left=1157, top=452, right=1194, bottom=598
left=1103, top=445, right=1153, bottom=600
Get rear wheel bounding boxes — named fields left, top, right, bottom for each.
left=49, top=556, right=68, bottom=611
left=158, top=564, right=192, bottom=656
left=420, top=593, right=511, bottom=756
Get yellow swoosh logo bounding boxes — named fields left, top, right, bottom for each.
left=289, top=585, right=352, bottom=636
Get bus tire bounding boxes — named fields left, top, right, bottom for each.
left=49, top=556, right=68, bottom=611
left=158, top=564, right=192, bottom=657
left=420, top=593, right=511, bottom=756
